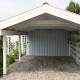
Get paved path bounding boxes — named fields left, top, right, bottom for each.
left=0, top=55, right=80, bottom=80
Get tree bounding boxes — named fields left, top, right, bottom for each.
left=66, top=0, right=80, bottom=14
left=76, top=3, right=80, bottom=14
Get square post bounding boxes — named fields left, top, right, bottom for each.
left=19, top=35, right=21, bottom=63
left=22, top=36, right=23, bottom=54
left=3, top=35, right=6, bottom=76
left=27, top=34, right=29, bottom=55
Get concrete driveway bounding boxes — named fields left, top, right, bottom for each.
left=0, top=55, right=80, bottom=80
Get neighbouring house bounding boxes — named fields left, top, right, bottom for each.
left=0, top=2, right=80, bottom=76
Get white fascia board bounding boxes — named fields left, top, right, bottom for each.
left=45, top=8, right=80, bottom=25
left=0, top=5, right=80, bottom=30
left=46, top=5, right=80, bottom=20
left=0, top=30, right=28, bottom=35
left=45, top=5, right=80, bottom=24
left=0, top=6, right=46, bottom=29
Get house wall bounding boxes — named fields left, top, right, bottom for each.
left=0, top=36, right=3, bottom=41
left=29, top=29, right=69, bottom=56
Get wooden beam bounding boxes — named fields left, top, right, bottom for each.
left=0, top=30, right=28, bottom=35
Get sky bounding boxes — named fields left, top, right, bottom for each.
left=0, top=0, right=80, bottom=21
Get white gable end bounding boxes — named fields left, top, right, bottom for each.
left=0, top=4, right=80, bottom=29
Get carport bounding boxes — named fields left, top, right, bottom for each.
left=0, top=2, right=80, bottom=76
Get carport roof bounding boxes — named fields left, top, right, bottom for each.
left=0, top=3, right=80, bottom=35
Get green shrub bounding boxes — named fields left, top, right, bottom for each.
left=0, top=67, right=3, bottom=75
left=0, top=40, right=3, bottom=75
left=16, top=41, right=19, bottom=47
left=7, top=55, right=15, bottom=64
left=7, top=64, right=10, bottom=68
left=13, top=55, right=19, bottom=59
left=23, top=42, right=26, bottom=53
left=13, top=47, right=19, bottom=56
left=6, top=54, right=19, bottom=67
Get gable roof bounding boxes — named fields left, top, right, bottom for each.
left=0, top=4, right=80, bottom=30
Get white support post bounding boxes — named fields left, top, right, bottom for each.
left=22, top=36, right=23, bottom=54
left=27, top=34, right=29, bottom=55
left=26, top=35, right=27, bottom=55
left=3, top=35, right=6, bottom=76
left=19, top=35, right=21, bottom=63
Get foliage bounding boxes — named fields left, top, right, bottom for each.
left=13, top=55, right=19, bottom=59
left=23, top=42, right=26, bottom=53
left=7, top=55, right=15, bottom=64
left=13, top=47, right=19, bottom=56
left=66, top=1, right=80, bottom=14
left=11, top=42, right=15, bottom=49
left=16, top=41, right=19, bottom=48
left=6, top=40, right=24, bottom=68
left=0, top=40, right=3, bottom=75
left=6, top=54, right=19, bottom=67
left=7, top=64, right=10, bottom=68
left=9, top=41, right=19, bottom=53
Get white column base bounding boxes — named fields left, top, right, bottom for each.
left=3, top=74, right=6, bottom=76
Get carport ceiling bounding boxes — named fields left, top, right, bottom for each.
left=3, top=13, right=80, bottom=32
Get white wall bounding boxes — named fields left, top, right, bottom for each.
left=28, top=29, right=69, bottom=56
